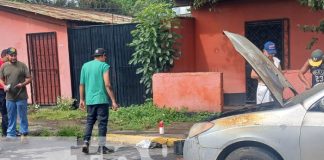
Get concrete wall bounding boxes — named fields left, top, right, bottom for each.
left=283, top=70, right=312, bottom=99
left=172, top=17, right=196, bottom=72
left=0, top=10, right=72, bottom=102
left=177, top=0, right=324, bottom=95
left=153, top=72, right=223, bottom=112
left=152, top=70, right=312, bottom=112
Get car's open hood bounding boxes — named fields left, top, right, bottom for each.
left=224, top=31, right=297, bottom=106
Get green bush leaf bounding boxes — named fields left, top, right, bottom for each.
left=128, top=3, right=181, bottom=95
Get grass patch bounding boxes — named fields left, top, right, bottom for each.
left=109, top=101, right=216, bottom=130
left=30, top=128, right=52, bottom=136
left=56, top=126, right=83, bottom=137
left=29, top=108, right=86, bottom=120
left=28, top=101, right=217, bottom=131
left=29, top=127, right=84, bottom=137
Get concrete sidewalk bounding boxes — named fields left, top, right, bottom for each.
left=107, top=122, right=193, bottom=147
left=27, top=120, right=192, bottom=147
left=107, top=133, right=183, bottom=147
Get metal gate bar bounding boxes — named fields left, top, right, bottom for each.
left=26, top=32, right=61, bottom=105
left=245, top=19, right=290, bottom=104
left=68, top=24, right=146, bottom=107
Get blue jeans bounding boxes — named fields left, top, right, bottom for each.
left=6, top=99, right=28, bottom=137
left=83, top=104, right=109, bottom=146
left=0, top=90, right=7, bottom=136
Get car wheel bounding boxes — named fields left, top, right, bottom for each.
left=225, top=146, right=280, bottom=160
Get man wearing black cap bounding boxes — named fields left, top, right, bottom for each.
left=79, top=48, right=119, bottom=154
left=0, top=47, right=32, bottom=138
left=299, top=49, right=324, bottom=89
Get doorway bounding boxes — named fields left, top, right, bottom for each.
left=26, top=32, right=61, bottom=105
left=245, top=19, right=290, bottom=103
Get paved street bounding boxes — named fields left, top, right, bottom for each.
left=0, top=137, right=183, bottom=160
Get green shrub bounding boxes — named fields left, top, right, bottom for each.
left=129, top=3, right=181, bottom=94
left=28, top=104, right=40, bottom=113
left=55, top=97, right=76, bottom=111
left=109, top=101, right=215, bottom=130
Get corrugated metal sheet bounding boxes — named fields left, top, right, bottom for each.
left=0, top=0, right=132, bottom=24
left=68, top=24, right=146, bottom=106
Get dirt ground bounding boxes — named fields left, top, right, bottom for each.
left=27, top=119, right=86, bottom=135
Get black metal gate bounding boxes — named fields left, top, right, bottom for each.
left=68, top=23, right=145, bottom=106
left=245, top=19, right=290, bottom=103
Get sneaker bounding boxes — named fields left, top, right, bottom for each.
left=97, top=146, right=114, bottom=154
left=82, top=141, right=89, bottom=154
left=5, top=136, right=17, bottom=141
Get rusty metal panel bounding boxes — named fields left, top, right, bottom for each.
left=26, top=32, right=61, bottom=105
left=224, top=31, right=296, bottom=106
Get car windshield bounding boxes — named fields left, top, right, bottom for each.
left=284, top=84, right=324, bottom=107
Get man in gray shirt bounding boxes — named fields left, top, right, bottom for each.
left=0, top=47, right=32, bottom=138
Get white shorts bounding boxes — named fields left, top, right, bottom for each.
left=256, top=84, right=273, bottom=104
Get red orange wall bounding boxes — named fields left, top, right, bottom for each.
left=172, top=17, right=195, bottom=72
left=0, top=10, right=72, bottom=102
left=153, top=72, right=223, bottom=112
left=283, top=70, right=312, bottom=99
left=179, top=0, right=324, bottom=94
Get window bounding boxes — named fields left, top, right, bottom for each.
left=309, top=97, right=324, bottom=112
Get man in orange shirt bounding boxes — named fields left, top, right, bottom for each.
left=0, top=49, right=8, bottom=137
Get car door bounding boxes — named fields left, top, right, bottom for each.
left=300, top=97, right=324, bottom=159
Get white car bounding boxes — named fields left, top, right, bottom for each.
left=183, top=31, right=324, bottom=160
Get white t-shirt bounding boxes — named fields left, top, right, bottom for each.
left=258, top=57, right=281, bottom=85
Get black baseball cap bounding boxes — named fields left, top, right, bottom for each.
left=93, top=48, right=107, bottom=57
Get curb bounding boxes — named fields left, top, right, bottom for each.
left=107, top=134, right=184, bottom=147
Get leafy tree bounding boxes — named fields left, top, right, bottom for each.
left=12, top=0, right=51, bottom=4
left=53, top=0, right=78, bottom=7
left=129, top=3, right=181, bottom=94
left=12, top=0, right=78, bottom=7
left=111, top=0, right=174, bottom=16
left=10, top=0, right=174, bottom=15
left=192, top=0, right=221, bottom=9
left=298, top=0, right=324, bottom=49
left=78, top=0, right=122, bottom=13
left=10, top=0, right=123, bottom=13
left=110, top=0, right=133, bottom=15
left=299, top=0, right=324, bottom=10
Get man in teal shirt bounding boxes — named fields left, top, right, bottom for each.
left=79, top=48, right=118, bottom=154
